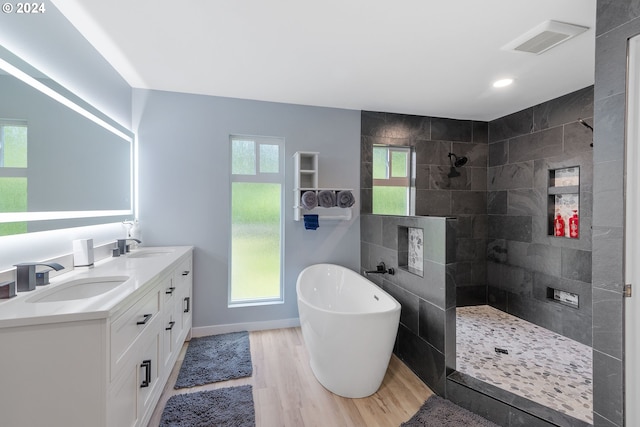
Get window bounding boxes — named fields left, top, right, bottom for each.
left=372, top=145, right=412, bottom=215
left=0, top=120, right=28, bottom=235
left=230, top=135, right=284, bottom=305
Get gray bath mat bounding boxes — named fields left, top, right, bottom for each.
left=401, top=395, right=500, bottom=427
left=174, top=331, right=252, bottom=389
left=160, top=385, right=255, bottom=426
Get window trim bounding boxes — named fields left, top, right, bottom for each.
left=228, top=134, right=285, bottom=307
left=372, top=145, right=412, bottom=215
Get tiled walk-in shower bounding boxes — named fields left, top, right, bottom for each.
left=456, top=305, right=592, bottom=424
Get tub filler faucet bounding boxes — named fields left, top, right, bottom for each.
left=365, top=262, right=395, bottom=276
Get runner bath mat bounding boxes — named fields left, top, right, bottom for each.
left=160, top=385, right=255, bottom=426
left=174, top=331, right=252, bottom=389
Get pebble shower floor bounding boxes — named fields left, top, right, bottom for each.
left=456, top=305, right=592, bottom=424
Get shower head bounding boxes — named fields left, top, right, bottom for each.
left=578, top=118, right=594, bottom=147
left=448, top=152, right=468, bottom=168
left=578, top=118, right=593, bottom=132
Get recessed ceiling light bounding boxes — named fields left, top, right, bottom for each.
left=493, top=78, right=514, bottom=88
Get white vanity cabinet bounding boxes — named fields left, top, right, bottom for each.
left=162, top=255, right=193, bottom=372
left=0, top=246, right=193, bottom=427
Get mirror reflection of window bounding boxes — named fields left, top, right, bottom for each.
left=372, top=145, right=412, bottom=216
left=0, top=119, right=28, bottom=235
left=0, top=120, right=27, bottom=167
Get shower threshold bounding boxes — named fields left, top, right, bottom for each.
left=456, top=305, right=592, bottom=425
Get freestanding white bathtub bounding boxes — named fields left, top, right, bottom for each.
left=296, top=263, right=401, bottom=398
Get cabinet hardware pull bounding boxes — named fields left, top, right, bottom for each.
left=165, top=287, right=176, bottom=295
left=184, top=296, right=190, bottom=313
left=140, top=359, right=152, bottom=388
left=165, top=321, right=176, bottom=331
left=137, top=313, right=152, bottom=325
left=182, top=271, right=190, bottom=276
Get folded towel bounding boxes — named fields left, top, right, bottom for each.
left=337, top=190, right=355, bottom=208
left=303, top=214, right=319, bottom=230
left=301, top=191, right=318, bottom=210
left=318, top=190, right=336, bottom=208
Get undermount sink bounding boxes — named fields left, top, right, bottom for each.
left=26, top=276, right=129, bottom=303
left=127, top=250, right=173, bottom=259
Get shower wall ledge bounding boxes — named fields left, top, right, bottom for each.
left=447, top=372, right=591, bottom=427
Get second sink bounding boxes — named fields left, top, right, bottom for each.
left=127, top=249, right=173, bottom=259
left=26, top=276, right=129, bottom=303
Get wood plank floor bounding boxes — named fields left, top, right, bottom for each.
left=148, top=327, right=433, bottom=426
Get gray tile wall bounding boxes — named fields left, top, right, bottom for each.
left=361, top=112, right=488, bottom=305
left=359, top=4, right=629, bottom=418
left=359, top=91, right=598, bottom=424
left=360, top=214, right=456, bottom=395
left=487, top=86, right=594, bottom=346
left=591, top=1, right=637, bottom=425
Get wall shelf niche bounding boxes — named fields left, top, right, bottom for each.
left=547, top=166, right=580, bottom=239
left=293, top=152, right=354, bottom=222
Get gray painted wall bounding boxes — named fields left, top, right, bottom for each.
left=133, top=89, right=361, bottom=328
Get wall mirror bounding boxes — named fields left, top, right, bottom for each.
left=0, top=46, right=133, bottom=236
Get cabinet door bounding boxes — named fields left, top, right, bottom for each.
left=108, top=362, right=139, bottom=427
left=179, top=281, right=192, bottom=342
left=138, top=329, right=161, bottom=426
left=161, top=275, right=177, bottom=370
left=174, top=256, right=193, bottom=345
left=162, top=307, right=175, bottom=370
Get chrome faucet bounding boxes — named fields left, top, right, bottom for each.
left=364, top=262, right=395, bottom=276
left=117, top=238, right=141, bottom=255
left=14, top=262, right=65, bottom=292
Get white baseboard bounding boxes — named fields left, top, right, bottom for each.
left=191, top=317, right=301, bottom=338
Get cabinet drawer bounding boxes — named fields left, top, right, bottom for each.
left=110, top=288, right=160, bottom=378
left=174, top=257, right=192, bottom=289
left=162, top=276, right=176, bottom=305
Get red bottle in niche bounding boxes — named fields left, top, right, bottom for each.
left=554, top=213, right=565, bottom=237
left=569, top=210, right=579, bottom=238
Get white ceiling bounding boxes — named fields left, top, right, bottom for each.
left=53, top=0, right=596, bottom=121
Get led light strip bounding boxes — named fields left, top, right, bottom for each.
left=0, top=210, right=131, bottom=223
left=0, top=57, right=132, bottom=142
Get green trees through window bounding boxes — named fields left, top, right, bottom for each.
left=372, top=145, right=411, bottom=216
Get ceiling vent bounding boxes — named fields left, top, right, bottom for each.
left=502, top=20, right=589, bottom=55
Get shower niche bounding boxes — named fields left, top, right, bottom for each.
left=547, top=166, right=580, bottom=239
left=397, top=226, right=424, bottom=277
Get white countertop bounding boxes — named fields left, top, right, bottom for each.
left=0, top=246, right=193, bottom=328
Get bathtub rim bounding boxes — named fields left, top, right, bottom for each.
left=296, top=263, right=401, bottom=316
